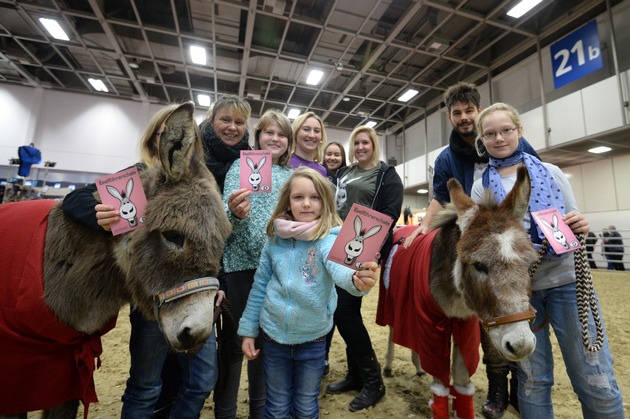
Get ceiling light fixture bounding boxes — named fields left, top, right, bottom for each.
left=365, top=121, right=377, bottom=128
left=398, top=89, right=419, bottom=102
left=189, top=45, right=207, bottom=65
left=342, top=97, right=350, bottom=102
left=417, top=188, right=429, bottom=194
left=507, top=0, right=543, bottom=18
left=288, top=108, right=301, bottom=119
left=588, top=146, right=612, bottom=154
left=306, top=69, right=324, bottom=85
left=88, top=78, right=108, bottom=92
left=197, top=94, right=211, bottom=107
left=39, top=18, right=69, bottom=41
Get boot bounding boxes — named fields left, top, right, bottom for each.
left=509, top=366, right=519, bottom=413
left=429, top=382, right=450, bottom=419
left=482, top=371, right=508, bottom=418
left=452, top=383, right=475, bottom=419
left=348, top=351, right=386, bottom=411
left=326, top=348, right=362, bottom=394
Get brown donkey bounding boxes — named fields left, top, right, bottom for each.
left=377, top=167, right=538, bottom=419
left=0, top=102, right=231, bottom=418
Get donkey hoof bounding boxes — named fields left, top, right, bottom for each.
left=383, top=368, right=393, bottom=377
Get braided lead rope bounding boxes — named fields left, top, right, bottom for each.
left=574, top=234, right=604, bottom=352
left=528, top=235, right=604, bottom=352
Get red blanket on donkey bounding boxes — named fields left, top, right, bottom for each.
left=376, top=225, right=480, bottom=385
left=0, top=200, right=116, bottom=415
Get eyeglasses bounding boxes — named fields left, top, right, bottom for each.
left=482, top=127, right=517, bottom=140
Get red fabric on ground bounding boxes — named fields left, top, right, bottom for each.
left=0, top=200, right=115, bottom=415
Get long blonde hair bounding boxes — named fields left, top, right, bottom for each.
left=291, top=111, right=327, bottom=162
left=139, top=104, right=180, bottom=166
left=254, top=109, right=294, bottom=168
left=347, top=125, right=381, bottom=168
left=139, top=103, right=204, bottom=168
left=266, top=168, right=341, bottom=240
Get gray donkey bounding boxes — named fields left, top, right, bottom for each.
left=0, top=102, right=232, bottom=418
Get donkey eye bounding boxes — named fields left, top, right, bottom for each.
left=162, top=230, right=185, bottom=248
left=472, top=261, right=488, bottom=274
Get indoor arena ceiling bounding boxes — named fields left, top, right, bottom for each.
left=0, top=0, right=628, bottom=168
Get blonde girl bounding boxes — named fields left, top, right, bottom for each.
left=216, top=109, right=294, bottom=418
left=238, top=168, right=378, bottom=419
left=289, top=112, right=329, bottom=177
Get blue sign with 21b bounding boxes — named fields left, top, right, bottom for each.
left=550, top=20, right=603, bottom=89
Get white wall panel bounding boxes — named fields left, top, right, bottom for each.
left=519, top=107, right=546, bottom=150
left=579, top=159, right=617, bottom=212
left=582, top=77, right=624, bottom=135
left=562, top=165, right=585, bottom=211
left=400, top=155, right=427, bottom=187
left=547, top=91, right=586, bottom=146
left=0, top=85, right=41, bottom=164
left=613, top=154, right=630, bottom=210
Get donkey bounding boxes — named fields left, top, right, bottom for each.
left=0, top=101, right=232, bottom=418
left=376, top=167, right=538, bottom=419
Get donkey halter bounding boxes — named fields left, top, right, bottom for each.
left=480, top=305, right=536, bottom=332
left=153, top=277, right=220, bottom=321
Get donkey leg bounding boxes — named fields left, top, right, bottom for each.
left=411, top=350, right=425, bottom=377
left=451, top=344, right=475, bottom=419
left=42, top=399, right=80, bottom=419
left=452, top=382, right=475, bottom=419
left=383, top=326, right=395, bottom=377
left=428, top=381, right=450, bottom=419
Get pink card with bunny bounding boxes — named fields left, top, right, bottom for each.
left=327, top=204, right=393, bottom=269
left=240, top=150, right=272, bottom=193
left=95, top=167, right=147, bottom=236
left=531, top=208, right=581, bottom=254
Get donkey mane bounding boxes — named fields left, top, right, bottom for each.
left=430, top=189, right=500, bottom=232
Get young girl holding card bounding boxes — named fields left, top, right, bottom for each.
left=217, top=109, right=294, bottom=418
left=470, top=102, right=624, bottom=419
left=238, top=168, right=379, bottom=419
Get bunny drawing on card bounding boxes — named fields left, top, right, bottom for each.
left=106, top=177, right=143, bottom=227
left=343, top=216, right=382, bottom=265
left=246, top=156, right=266, bottom=192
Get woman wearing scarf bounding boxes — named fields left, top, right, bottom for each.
left=200, top=95, right=252, bottom=194
left=471, top=102, right=624, bottom=419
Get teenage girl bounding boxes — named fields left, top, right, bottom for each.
left=471, top=102, right=624, bottom=419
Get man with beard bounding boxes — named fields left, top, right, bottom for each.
left=403, top=82, right=539, bottom=419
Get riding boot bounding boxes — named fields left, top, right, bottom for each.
left=452, top=382, right=475, bottom=419
left=326, top=347, right=362, bottom=394
left=348, top=350, right=386, bottom=411
left=429, top=382, right=450, bottom=419
left=482, top=371, right=508, bottom=418
left=509, top=366, right=519, bottom=413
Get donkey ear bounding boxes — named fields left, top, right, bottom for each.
left=447, top=177, right=474, bottom=215
left=502, top=166, right=531, bottom=222
left=354, top=215, right=362, bottom=234
left=126, top=177, right=134, bottom=197
left=159, top=101, right=197, bottom=182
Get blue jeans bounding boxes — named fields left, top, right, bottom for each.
left=517, top=282, right=624, bottom=418
left=262, top=337, right=325, bottom=419
left=121, top=309, right=218, bottom=419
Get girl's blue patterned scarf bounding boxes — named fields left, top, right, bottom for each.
left=482, top=146, right=566, bottom=252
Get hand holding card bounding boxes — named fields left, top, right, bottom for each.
left=531, top=208, right=581, bottom=254
left=95, top=168, right=147, bottom=236
left=328, top=204, right=392, bottom=269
